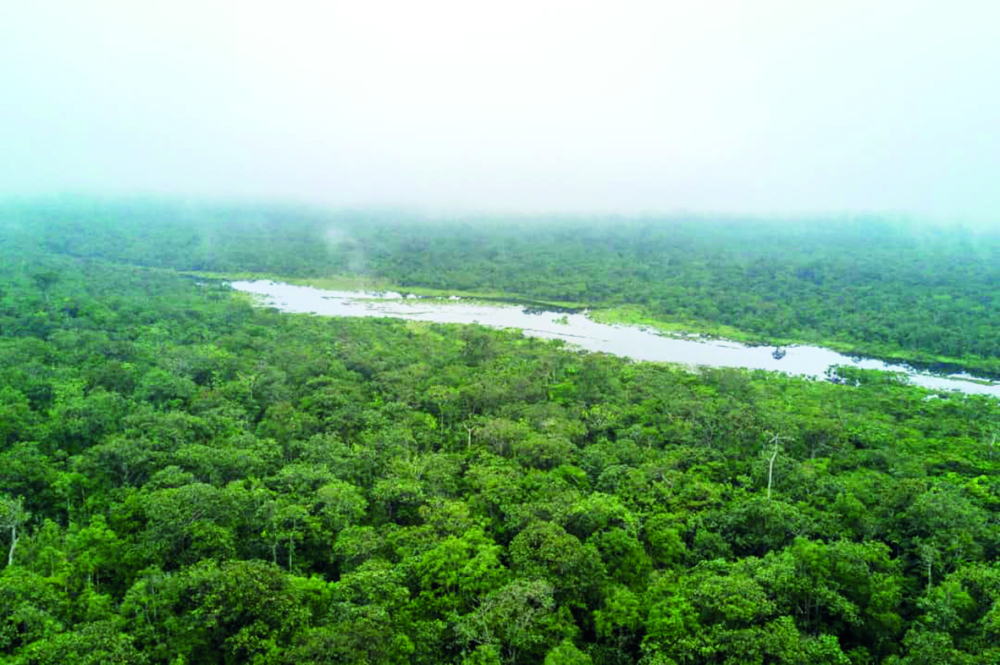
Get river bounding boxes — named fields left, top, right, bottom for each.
left=230, top=280, right=1000, bottom=398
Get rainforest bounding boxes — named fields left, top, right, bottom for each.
left=1, top=200, right=1000, bottom=664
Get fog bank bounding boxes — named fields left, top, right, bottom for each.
left=2, top=0, right=998, bottom=220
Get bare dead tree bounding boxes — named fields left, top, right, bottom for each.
left=463, top=421, right=478, bottom=450
left=764, top=433, right=793, bottom=500
left=0, top=496, right=29, bottom=567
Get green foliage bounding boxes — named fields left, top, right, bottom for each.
left=2, top=211, right=1000, bottom=662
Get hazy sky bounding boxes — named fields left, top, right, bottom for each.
left=3, top=0, right=998, bottom=218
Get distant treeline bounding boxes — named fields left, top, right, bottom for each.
left=5, top=198, right=1000, bottom=374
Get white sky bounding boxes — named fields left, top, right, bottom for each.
left=2, top=0, right=998, bottom=218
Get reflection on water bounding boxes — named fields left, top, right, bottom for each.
left=231, top=280, right=1000, bottom=398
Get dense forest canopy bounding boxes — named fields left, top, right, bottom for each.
left=7, top=198, right=1000, bottom=376
left=2, top=202, right=1000, bottom=664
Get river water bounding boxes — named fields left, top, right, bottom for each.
left=231, top=280, right=1000, bottom=398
